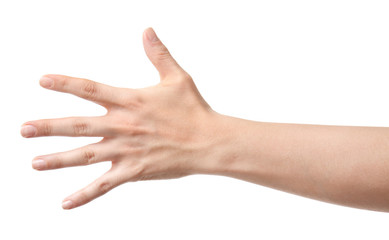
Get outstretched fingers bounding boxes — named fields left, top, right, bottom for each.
left=62, top=169, right=123, bottom=210
left=39, top=74, right=128, bottom=107
left=32, top=140, right=119, bottom=170
left=21, top=116, right=112, bottom=137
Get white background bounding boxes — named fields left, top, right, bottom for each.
left=1, top=0, right=389, bottom=239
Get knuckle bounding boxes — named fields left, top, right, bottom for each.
left=73, top=120, right=89, bottom=136
left=82, top=147, right=96, bottom=165
left=114, top=118, right=143, bottom=136
left=163, top=71, right=193, bottom=87
left=83, top=80, right=98, bottom=99
left=122, top=145, right=144, bottom=157
left=97, top=180, right=112, bottom=194
left=58, top=75, right=70, bottom=88
left=40, top=121, right=52, bottom=136
left=176, top=72, right=193, bottom=85
left=156, top=47, right=172, bottom=61
left=124, top=124, right=146, bottom=136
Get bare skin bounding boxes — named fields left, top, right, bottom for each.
left=21, top=28, right=389, bottom=212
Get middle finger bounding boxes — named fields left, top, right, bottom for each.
left=21, top=116, right=112, bottom=137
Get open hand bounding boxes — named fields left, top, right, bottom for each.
left=21, top=28, right=221, bottom=210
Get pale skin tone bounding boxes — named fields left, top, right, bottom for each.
left=21, top=28, right=389, bottom=212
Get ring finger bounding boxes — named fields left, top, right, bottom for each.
left=32, top=140, right=119, bottom=170
left=21, top=116, right=112, bottom=137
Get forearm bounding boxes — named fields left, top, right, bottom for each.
left=198, top=113, right=389, bottom=212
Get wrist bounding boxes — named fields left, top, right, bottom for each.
left=188, top=112, right=255, bottom=177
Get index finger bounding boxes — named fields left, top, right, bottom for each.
left=39, top=74, right=126, bottom=107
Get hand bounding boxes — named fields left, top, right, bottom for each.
left=21, top=28, right=221, bottom=210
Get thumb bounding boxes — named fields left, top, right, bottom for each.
left=143, top=28, right=184, bottom=80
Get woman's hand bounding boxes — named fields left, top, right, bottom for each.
left=22, top=27, right=389, bottom=213
left=21, top=28, right=222, bottom=210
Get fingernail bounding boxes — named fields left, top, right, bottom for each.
left=32, top=159, right=46, bottom=170
left=145, top=28, right=159, bottom=42
left=40, top=76, right=54, bottom=88
left=21, top=125, right=37, bottom=138
left=62, top=200, right=73, bottom=210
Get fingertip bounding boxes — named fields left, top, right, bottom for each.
left=143, top=27, right=150, bottom=38
left=32, top=158, right=47, bottom=170
left=62, top=200, right=74, bottom=210
left=142, top=28, right=184, bottom=79
left=20, top=124, right=37, bottom=138
left=39, top=75, right=54, bottom=88
left=144, top=27, right=159, bottom=43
